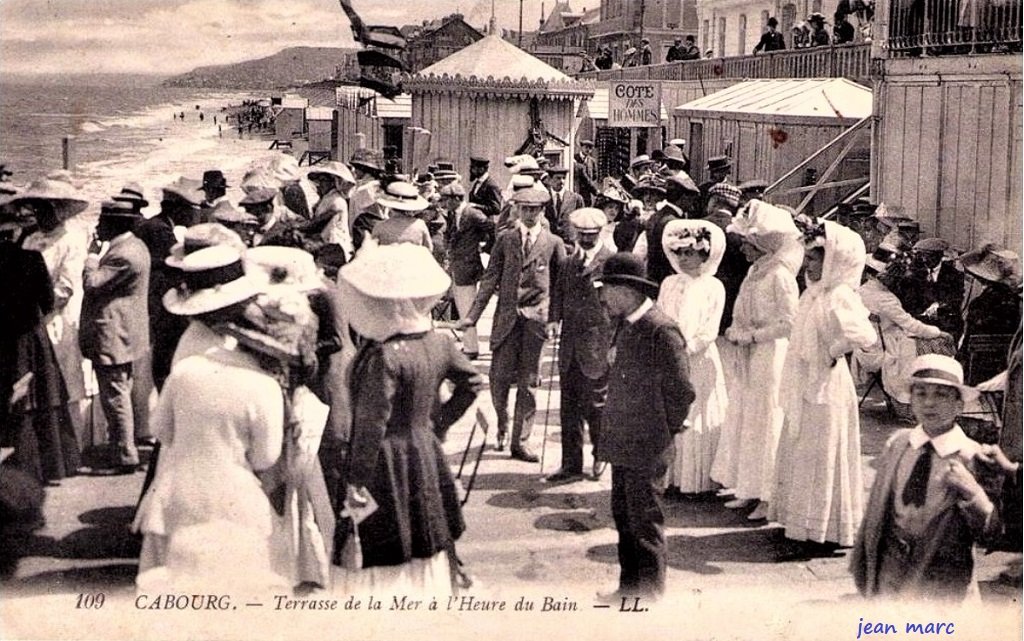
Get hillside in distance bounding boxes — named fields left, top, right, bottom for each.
left=163, top=46, right=355, bottom=89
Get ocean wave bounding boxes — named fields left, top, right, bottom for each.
left=78, top=121, right=106, bottom=133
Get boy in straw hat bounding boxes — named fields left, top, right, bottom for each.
left=79, top=200, right=150, bottom=472
left=851, top=354, right=999, bottom=601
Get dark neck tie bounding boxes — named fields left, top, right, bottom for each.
left=902, top=442, right=933, bottom=508
left=523, top=233, right=533, bottom=257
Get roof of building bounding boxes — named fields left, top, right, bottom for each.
left=674, top=78, right=872, bottom=123
left=540, top=2, right=575, bottom=33
left=406, top=35, right=593, bottom=97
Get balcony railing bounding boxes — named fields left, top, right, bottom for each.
left=886, top=0, right=1022, bottom=56
left=576, top=43, right=871, bottom=83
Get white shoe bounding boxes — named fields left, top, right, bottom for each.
left=747, top=502, right=770, bottom=521
left=724, top=498, right=754, bottom=509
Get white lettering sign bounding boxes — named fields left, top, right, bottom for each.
left=608, top=81, right=662, bottom=127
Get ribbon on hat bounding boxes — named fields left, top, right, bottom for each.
left=666, top=227, right=712, bottom=253
left=178, top=260, right=245, bottom=296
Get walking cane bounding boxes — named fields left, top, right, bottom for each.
left=539, top=330, right=560, bottom=474
left=457, top=408, right=491, bottom=506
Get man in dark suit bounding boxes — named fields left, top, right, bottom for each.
left=442, top=183, right=493, bottom=359
left=80, top=201, right=151, bottom=471
left=574, top=140, right=599, bottom=207
left=594, top=253, right=694, bottom=599
left=467, top=156, right=504, bottom=219
left=753, top=17, right=787, bottom=53
left=134, top=179, right=203, bottom=390
left=547, top=208, right=615, bottom=483
left=459, top=187, right=566, bottom=462
left=545, top=166, right=585, bottom=246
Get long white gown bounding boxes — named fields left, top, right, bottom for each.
left=133, top=335, right=284, bottom=589
left=658, top=220, right=728, bottom=493
left=771, top=223, right=877, bottom=545
left=711, top=202, right=802, bottom=501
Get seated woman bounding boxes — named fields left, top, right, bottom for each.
left=857, top=246, right=952, bottom=414
left=957, top=243, right=1023, bottom=385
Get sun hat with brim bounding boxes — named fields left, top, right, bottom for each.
left=307, top=160, right=355, bottom=185
left=511, top=187, right=551, bottom=205
left=865, top=244, right=898, bottom=273
left=111, top=182, right=149, bottom=208
left=162, top=178, right=204, bottom=206
left=904, top=354, right=979, bottom=402
left=246, top=246, right=324, bottom=293
left=240, top=168, right=282, bottom=193
left=593, top=252, right=660, bottom=299
left=960, top=243, right=1022, bottom=288
left=600, top=186, right=628, bottom=204
left=162, top=245, right=261, bottom=316
left=165, top=223, right=246, bottom=269
left=665, top=172, right=700, bottom=194
left=377, top=181, right=429, bottom=212
left=239, top=188, right=278, bottom=207
left=339, top=241, right=450, bottom=300
left=12, top=178, right=89, bottom=221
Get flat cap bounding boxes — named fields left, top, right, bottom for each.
left=511, top=187, right=551, bottom=205
left=569, top=207, right=608, bottom=231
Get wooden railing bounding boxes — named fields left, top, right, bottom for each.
left=577, top=43, right=872, bottom=83
left=886, top=0, right=1022, bottom=56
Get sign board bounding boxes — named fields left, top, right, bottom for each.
left=607, top=80, right=662, bottom=128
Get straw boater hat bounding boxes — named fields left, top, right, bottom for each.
left=339, top=242, right=450, bottom=300
left=245, top=246, right=324, bottom=293
left=111, top=182, right=149, bottom=209
left=905, top=354, right=979, bottom=402
left=307, top=160, right=355, bottom=185
left=11, top=178, right=89, bottom=221
left=593, top=252, right=660, bottom=299
left=707, top=155, right=732, bottom=172
left=505, top=154, right=539, bottom=175
left=959, top=243, right=1022, bottom=288
left=376, top=181, right=429, bottom=212
left=162, top=245, right=261, bottom=316
left=509, top=175, right=536, bottom=191
left=165, top=223, right=246, bottom=269
left=630, top=155, right=653, bottom=171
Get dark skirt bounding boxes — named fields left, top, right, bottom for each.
left=0, top=326, right=80, bottom=482
left=334, top=427, right=464, bottom=568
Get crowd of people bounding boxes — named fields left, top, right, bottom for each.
left=0, top=130, right=1019, bottom=604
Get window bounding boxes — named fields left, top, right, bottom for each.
left=702, top=19, right=710, bottom=54
left=717, top=16, right=726, bottom=58
left=738, top=14, right=747, bottom=55
left=812, top=0, right=822, bottom=13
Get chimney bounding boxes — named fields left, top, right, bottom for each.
left=540, top=1, right=545, bottom=28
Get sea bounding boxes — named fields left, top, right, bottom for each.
left=0, top=74, right=287, bottom=216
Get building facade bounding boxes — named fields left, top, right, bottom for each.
left=402, top=14, right=485, bottom=72
left=590, top=0, right=699, bottom=65
left=695, top=0, right=856, bottom=58
left=532, top=3, right=601, bottom=72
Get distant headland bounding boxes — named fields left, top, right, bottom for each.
left=162, top=46, right=357, bottom=90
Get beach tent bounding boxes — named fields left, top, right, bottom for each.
left=403, top=35, right=594, bottom=187
left=333, top=86, right=412, bottom=165
left=673, top=78, right=872, bottom=187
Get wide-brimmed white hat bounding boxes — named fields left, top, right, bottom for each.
left=339, top=241, right=450, bottom=299
left=376, top=181, right=429, bottom=212
left=11, top=178, right=89, bottom=221
left=905, top=354, right=979, bottom=402
left=245, top=246, right=324, bottom=293
left=307, top=160, right=355, bottom=185
left=163, top=245, right=261, bottom=316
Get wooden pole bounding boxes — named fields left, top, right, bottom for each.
left=62, top=136, right=75, bottom=171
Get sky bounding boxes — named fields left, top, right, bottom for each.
left=0, top=0, right=582, bottom=76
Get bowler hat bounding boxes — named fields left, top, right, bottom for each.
left=593, top=252, right=659, bottom=298
left=201, top=170, right=229, bottom=191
